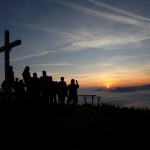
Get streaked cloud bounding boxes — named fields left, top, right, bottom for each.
left=34, top=62, right=74, bottom=67
left=13, top=0, right=150, bottom=55
left=47, top=0, right=149, bottom=54
left=63, top=33, right=150, bottom=53
left=89, top=0, right=150, bottom=22
left=51, top=0, right=150, bottom=28
left=14, top=21, right=86, bottom=41
left=10, top=50, right=53, bottom=62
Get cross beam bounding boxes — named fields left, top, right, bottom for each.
left=0, top=40, right=21, bottom=52
left=0, top=30, right=21, bottom=98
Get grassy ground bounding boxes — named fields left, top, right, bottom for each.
left=1, top=100, right=150, bottom=149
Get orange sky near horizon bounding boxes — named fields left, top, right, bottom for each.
left=76, top=74, right=150, bottom=88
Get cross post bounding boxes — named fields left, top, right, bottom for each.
left=0, top=30, right=21, bottom=99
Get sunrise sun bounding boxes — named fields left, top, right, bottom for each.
left=105, top=83, right=111, bottom=89
left=106, top=85, right=110, bottom=88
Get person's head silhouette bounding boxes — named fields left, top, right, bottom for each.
left=42, top=71, right=47, bottom=76
left=60, top=77, right=64, bottom=81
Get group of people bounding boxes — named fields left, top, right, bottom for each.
left=1, top=66, right=79, bottom=105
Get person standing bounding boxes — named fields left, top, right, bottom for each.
left=57, top=77, right=67, bottom=105
left=31, top=72, right=41, bottom=103
left=9, top=66, right=14, bottom=95
left=18, top=79, right=25, bottom=103
left=67, top=79, right=79, bottom=105
left=13, top=78, right=19, bottom=99
left=49, top=76, right=57, bottom=104
left=40, top=71, right=50, bottom=104
left=22, top=66, right=31, bottom=96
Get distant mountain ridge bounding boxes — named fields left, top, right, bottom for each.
left=109, top=84, right=150, bottom=92
left=94, top=84, right=150, bottom=93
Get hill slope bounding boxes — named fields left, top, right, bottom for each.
left=1, top=103, right=150, bottom=149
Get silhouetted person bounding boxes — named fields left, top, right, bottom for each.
left=13, top=78, right=19, bottom=99
left=9, top=66, right=14, bottom=95
left=54, top=81, right=58, bottom=103
left=22, top=66, right=31, bottom=96
left=49, top=76, right=57, bottom=104
left=67, top=79, right=79, bottom=105
left=40, top=71, right=50, bottom=104
left=31, top=72, right=41, bottom=103
left=18, top=79, right=25, bottom=103
left=1, top=80, right=6, bottom=91
left=57, top=77, right=67, bottom=105
left=1, top=80, right=6, bottom=100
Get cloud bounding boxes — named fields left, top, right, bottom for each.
left=12, top=0, right=150, bottom=56
left=14, top=21, right=86, bottom=41
left=108, top=84, right=150, bottom=93
left=48, top=0, right=150, bottom=53
left=63, top=32, right=150, bottom=53
left=34, top=62, right=74, bottom=66
left=52, top=0, right=150, bottom=28
left=10, top=50, right=53, bottom=62
left=89, top=0, right=150, bottom=22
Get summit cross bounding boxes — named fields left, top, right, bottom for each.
left=0, top=30, right=21, bottom=98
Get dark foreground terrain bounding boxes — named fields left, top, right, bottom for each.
left=1, top=100, right=150, bottom=149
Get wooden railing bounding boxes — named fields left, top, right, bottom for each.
left=78, top=95, right=102, bottom=106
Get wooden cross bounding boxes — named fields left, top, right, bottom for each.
left=0, top=30, right=21, bottom=98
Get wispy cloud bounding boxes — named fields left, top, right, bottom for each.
left=34, top=62, right=74, bottom=67
left=89, top=0, right=150, bottom=22
left=49, top=0, right=150, bottom=53
left=62, top=32, right=150, bottom=53
left=10, top=50, right=53, bottom=62
left=12, top=0, right=150, bottom=56
left=14, top=21, right=86, bottom=41
left=69, top=73, right=94, bottom=77
left=51, top=0, right=150, bottom=28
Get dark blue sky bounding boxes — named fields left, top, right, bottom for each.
left=0, top=0, right=150, bottom=88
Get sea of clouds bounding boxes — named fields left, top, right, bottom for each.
left=78, top=87, right=150, bottom=109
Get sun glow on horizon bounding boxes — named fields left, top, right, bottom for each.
left=105, top=82, right=112, bottom=89
left=107, top=85, right=110, bottom=88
